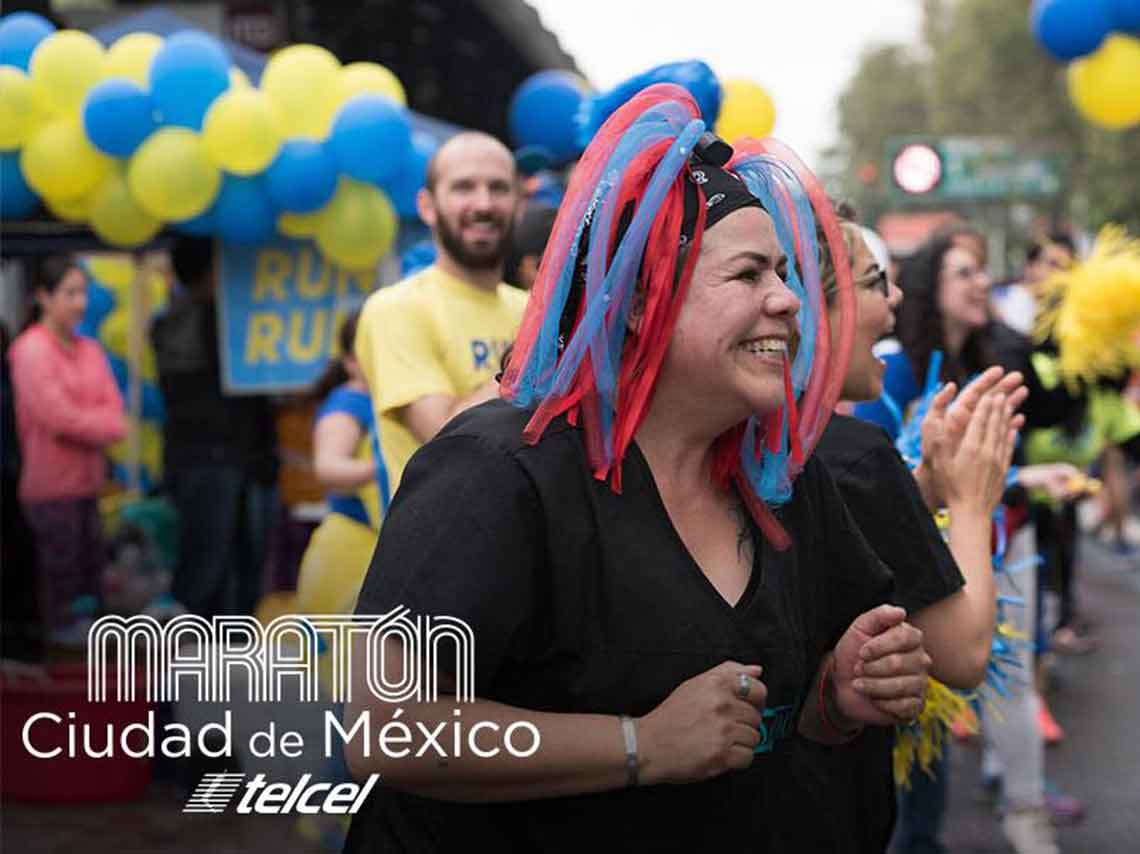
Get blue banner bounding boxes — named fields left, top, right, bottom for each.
left=218, top=238, right=375, bottom=393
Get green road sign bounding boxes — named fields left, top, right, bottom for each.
left=886, top=136, right=1065, bottom=203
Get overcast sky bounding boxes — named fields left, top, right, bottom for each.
left=526, top=0, right=924, bottom=169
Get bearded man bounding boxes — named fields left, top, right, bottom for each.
left=355, top=132, right=527, bottom=495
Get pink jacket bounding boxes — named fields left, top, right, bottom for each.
left=9, top=324, right=127, bottom=503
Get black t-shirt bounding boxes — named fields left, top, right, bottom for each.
left=345, top=400, right=892, bottom=853
left=150, top=293, right=278, bottom=483
left=805, top=414, right=965, bottom=852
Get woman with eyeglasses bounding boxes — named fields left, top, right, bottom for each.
left=852, top=231, right=1087, bottom=854
left=739, top=206, right=1022, bottom=852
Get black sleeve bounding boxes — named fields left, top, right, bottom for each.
left=354, top=434, right=543, bottom=693
left=798, top=457, right=895, bottom=653
left=832, top=443, right=964, bottom=617
left=987, top=324, right=1085, bottom=432
left=1122, top=432, right=1140, bottom=465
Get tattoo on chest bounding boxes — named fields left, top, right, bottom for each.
left=730, top=501, right=755, bottom=566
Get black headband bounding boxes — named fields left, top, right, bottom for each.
left=680, top=161, right=764, bottom=245
left=556, top=135, right=763, bottom=346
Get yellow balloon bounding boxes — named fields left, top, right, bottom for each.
left=29, top=30, right=106, bottom=116
left=260, top=44, right=341, bottom=140
left=127, top=127, right=221, bottom=221
left=229, top=67, right=251, bottom=89
left=315, top=178, right=398, bottom=270
left=1068, top=35, right=1140, bottom=131
left=105, top=33, right=163, bottom=88
left=85, top=256, right=135, bottom=290
left=139, top=420, right=163, bottom=480
left=89, top=169, right=162, bottom=248
left=20, top=119, right=113, bottom=200
left=715, top=78, right=777, bottom=142
left=202, top=88, right=282, bottom=175
left=99, top=307, right=129, bottom=357
left=278, top=210, right=323, bottom=238
left=148, top=271, right=169, bottom=314
left=0, top=67, right=45, bottom=150
left=44, top=190, right=92, bottom=223
left=140, top=347, right=158, bottom=383
left=338, top=62, right=407, bottom=107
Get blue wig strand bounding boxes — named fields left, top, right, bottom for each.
left=543, top=113, right=705, bottom=466
left=513, top=99, right=696, bottom=408
left=731, top=156, right=820, bottom=393
left=728, top=154, right=827, bottom=505
left=895, top=350, right=944, bottom=468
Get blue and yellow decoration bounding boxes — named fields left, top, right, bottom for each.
left=0, top=11, right=406, bottom=270
left=78, top=254, right=168, bottom=492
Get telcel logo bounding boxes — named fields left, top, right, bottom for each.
left=184, top=772, right=379, bottom=815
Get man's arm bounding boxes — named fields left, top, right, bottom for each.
left=397, top=379, right=501, bottom=445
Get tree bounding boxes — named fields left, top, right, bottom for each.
left=834, top=45, right=928, bottom=219
left=832, top=0, right=1140, bottom=237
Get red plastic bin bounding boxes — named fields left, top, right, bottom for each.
left=1, top=663, right=153, bottom=803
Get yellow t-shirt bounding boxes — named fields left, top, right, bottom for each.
left=355, top=264, right=528, bottom=495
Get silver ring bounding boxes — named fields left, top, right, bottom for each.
left=736, top=672, right=751, bottom=700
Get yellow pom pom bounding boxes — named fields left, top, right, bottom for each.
left=1033, top=225, right=1140, bottom=389
left=893, top=679, right=973, bottom=789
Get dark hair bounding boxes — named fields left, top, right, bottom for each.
left=929, top=221, right=988, bottom=266
left=311, top=310, right=362, bottom=402
left=1027, top=230, right=1076, bottom=264
left=24, top=255, right=79, bottom=329
left=171, top=236, right=214, bottom=291
left=504, top=205, right=559, bottom=287
left=894, top=235, right=993, bottom=386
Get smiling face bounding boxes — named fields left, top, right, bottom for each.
left=418, top=133, right=519, bottom=273
left=831, top=232, right=903, bottom=402
left=937, top=245, right=991, bottom=333
left=37, top=266, right=88, bottom=334
left=656, top=207, right=801, bottom=428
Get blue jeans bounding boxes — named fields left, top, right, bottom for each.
left=892, top=746, right=949, bottom=854
left=169, top=464, right=276, bottom=617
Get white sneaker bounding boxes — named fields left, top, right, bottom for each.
left=1002, top=807, right=1060, bottom=854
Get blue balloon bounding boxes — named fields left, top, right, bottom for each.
left=107, top=354, right=129, bottom=393
left=82, top=281, right=117, bottom=332
left=149, top=31, right=230, bottom=129
left=400, top=239, right=437, bottom=277
left=508, top=70, right=589, bottom=164
left=0, top=151, right=38, bottom=219
left=328, top=95, right=413, bottom=186
left=383, top=130, right=438, bottom=219
left=83, top=78, right=158, bottom=158
left=1030, top=0, right=1112, bottom=62
left=265, top=139, right=337, bottom=213
left=213, top=175, right=276, bottom=245
left=0, top=12, right=55, bottom=71
left=141, top=382, right=165, bottom=422
left=1109, top=0, right=1140, bottom=29
left=575, top=60, right=721, bottom=149
left=173, top=207, right=216, bottom=236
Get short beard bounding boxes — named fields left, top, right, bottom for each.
left=435, top=212, right=513, bottom=272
